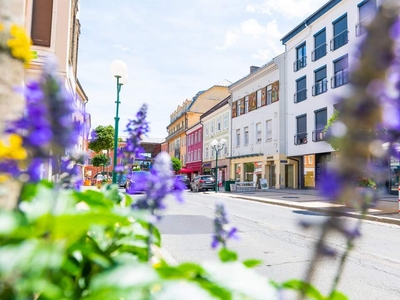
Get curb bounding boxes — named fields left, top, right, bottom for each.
left=211, top=193, right=400, bottom=227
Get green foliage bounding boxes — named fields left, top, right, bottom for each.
left=355, top=177, right=377, bottom=189
left=88, top=125, right=114, bottom=153
left=218, top=248, right=238, bottom=262
left=171, top=157, right=182, bottom=172
left=324, top=109, right=341, bottom=151
left=91, top=153, right=109, bottom=168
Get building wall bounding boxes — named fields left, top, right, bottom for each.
left=186, top=123, right=202, bottom=177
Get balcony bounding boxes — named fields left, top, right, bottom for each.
left=330, top=30, right=348, bottom=51
left=311, top=43, right=327, bottom=61
left=294, top=132, right=308, bottom=145
left=312, top=80, right=328, bottom=96
left=293, top=56, right=307, bottom=72
left=294, top=88, right=307, bottom=103
left=331, top=69, right=349, bottom=89
left=312, top=128, right=326, bottom=142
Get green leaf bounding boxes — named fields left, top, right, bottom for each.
left=328, top=290, right=349, bottom=300
left=242, top=259, right=262, bottom=268
left=281, top=279, right=324, bottom=300
left=218, top=248, right=238, bottom=262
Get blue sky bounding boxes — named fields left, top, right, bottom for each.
left=78, top=0, right=327, bottom=139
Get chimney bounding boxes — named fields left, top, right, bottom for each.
left=250, top=66, right=260, bottom=73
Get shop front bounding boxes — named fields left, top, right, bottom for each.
left=211, top=158, right=230, bottom=189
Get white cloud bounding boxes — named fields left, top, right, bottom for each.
left=113, top=44, right=130, bottom=51
left=246, top=0, right=327, bottom=19
left=216, top=30, right=240, bottom=51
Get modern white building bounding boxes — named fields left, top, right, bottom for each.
left=201, top=96, right=231, bottom=185
left=228, top=54, right=289, bottom=189
left=281, top=0, right=378, bottom=189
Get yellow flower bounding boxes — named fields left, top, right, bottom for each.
left=0, top=134, right=27, bottom=161
left=7, top=24, right=32, bottom=67
left=0, top=174, right=9, bottom=183
left=0, top=23, right=4, bottom=31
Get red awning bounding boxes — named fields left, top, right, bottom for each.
left=179, top=167, right=193, bottom=173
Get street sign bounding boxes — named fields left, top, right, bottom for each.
left=280, top=160, right=288, bottom=163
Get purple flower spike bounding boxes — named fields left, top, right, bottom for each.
left=211, top=202, right=239, bottom=249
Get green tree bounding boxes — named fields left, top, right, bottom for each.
left=171, top=157, right=182, bottom=173
left=88, top=125, right=114, bottom=153
left=92, top=153, right=109, bottom=173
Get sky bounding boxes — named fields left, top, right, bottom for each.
left=77, top=0, right=328, bottom=139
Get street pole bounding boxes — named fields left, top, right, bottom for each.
left=112, top=76, right=121, bottom=184
left=215, top=149, right=218, bottom=193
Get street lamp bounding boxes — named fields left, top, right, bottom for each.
left=110, top=60, right=128, bottom=184
left=210, top=138, right=227, bottom=193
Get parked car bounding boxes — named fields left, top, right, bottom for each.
left=175, top=174, right=190, bottom=189
left=116, top=173, right=128, bottom=188
left=126, top=171, right=150, bottom=193
left=190, top=175, right=216, bottom=192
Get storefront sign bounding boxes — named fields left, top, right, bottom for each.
left=31, top=49, right=55, bottom=64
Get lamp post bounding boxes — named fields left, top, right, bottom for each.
left=110, top=60, right=128, bottom=184
left=210, top=138, right=227, bottom=193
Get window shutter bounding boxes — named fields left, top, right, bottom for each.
left=31, top=0, right=54, bottom=47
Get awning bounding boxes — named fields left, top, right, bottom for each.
left=179, top=167, right=193, bottom=173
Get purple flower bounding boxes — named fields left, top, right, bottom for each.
left=318, top=169, right=346, bottom=201
left=27, top=158, right=43, bottom=182
left=211, top=202, right=239, bottom=249
left=130, top=152, right=184, bottom=219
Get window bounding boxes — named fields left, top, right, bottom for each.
left=244, top=127, right=249, bottom=145
left=294, top=43, right=306, bottom=71
left=256, top=90, right=262, bottom=108
left=223, top=113, right=228, bottom=129
left=194, top=150, right=197, bottom=161
left=267, top=85, right=272, bottom=105
left=331, top=55, right=349, bottom=88
left=217, top=117, right=222, bottom=132
left=205, top=146, right=209, bottom=159
left=356, top=0, right=377, bottom=36
left=211, top=120, right=215, bottom=134
left=236, top=129, right=240, bottom=147
left=295, top=115, right=307, bottom=145
left=199, top=129, right=202, bottom=141
left=224, top=145, right=227, bottom=155
left=313, top=108, right=327, bottom=142
left=198, top=149, right=201, bottom=160
left=205, top=123, right=209, bottom=136
left=313, top=66, right=328, bottom=96
left=195, top=132, right=197, bottom=143
left=31, top=0, right=53, bottom=47
left=331, top=14, right=348, bottom=51
left=237, top=100, right=241, bottom=117
left=266, top=120, right=272, bottom=142
left=312, top=28, right=327, bottom=61
left=294, top=76, right=307, bottom=103
left=245, top=96, right=249, bottom=113
left=256, top=123, right=261, bottom=143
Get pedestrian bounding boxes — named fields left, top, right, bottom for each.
left=96, top=173, right=104, bottom=189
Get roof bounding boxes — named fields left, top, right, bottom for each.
left=188, top=79, right=231, bottom=110
left=228, top=60, right=275, bottom=89
left=200, top=95, right=231, bottom=120
left=216, top=79, right=232, bottom=87
left=281, top=0, right=342, bottom=45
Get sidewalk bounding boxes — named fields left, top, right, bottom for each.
left=211, top=188, right=400, bottom=226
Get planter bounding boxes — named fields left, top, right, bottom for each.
left=345, top=187, right=375, bottom=209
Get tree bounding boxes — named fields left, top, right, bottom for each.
left=171, top=157, right=182, bottom=173
left=88, top=125, right=114, bottom=154
left=92, top=153, right=109, bottom=173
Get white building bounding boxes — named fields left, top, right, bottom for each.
left=229, top=54, right=289, bottom=189
left=281, top=0, right=378, bottom=189
left=201, top=96, right=231, bottom=185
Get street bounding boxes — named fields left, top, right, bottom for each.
left=154, top=190, right=400, bottom=300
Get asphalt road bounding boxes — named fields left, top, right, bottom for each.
left=156, top=190, right=400, bottom=300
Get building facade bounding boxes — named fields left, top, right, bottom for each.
left=229, top=56, right=288, bottom=189
left=166, top=80, right=231, bottom=167
left=201, top=96, right=231, bottom=186
left=281, top=0, right=379, bottom=189
left=24, top=0, right=89, bottom=180
left=185, top=122, right=202, bottom=178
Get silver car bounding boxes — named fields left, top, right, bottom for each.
left=190, top=175, right=216, bottom=192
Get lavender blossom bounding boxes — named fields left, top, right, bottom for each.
left=211, top=202, right=238, bottom=249
left=130, top=152, right=184, bottom=219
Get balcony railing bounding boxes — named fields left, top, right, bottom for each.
left=294, top=88, right=307, bottom=103
left=311, top=43, right=327, bottom=61
left=312, top=128, right=326, bottom=142
left=294, top=132, right=308, bottom=145
left=312, top=80, right=328, bottom=96
left=330, top=30, right=348, bottom=51
left=356, top=15, right=374, bottom=37
left=331, top=69, right=349, bottom=89
left=293, top=56, right=307, bottom=72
